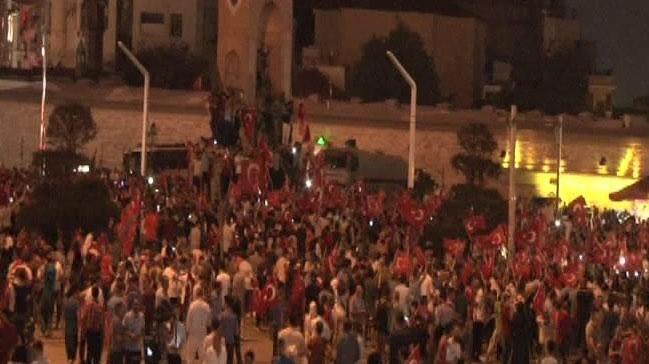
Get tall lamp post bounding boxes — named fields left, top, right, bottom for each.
left=555, top=114, right=564, bottom=218
left=386, top=51, right=417, bottom=189
left=118, top=41, right=150, bottom=176
left=39, top=0, right=49, bottom=150
left=507, top=105, right=517, bottom=256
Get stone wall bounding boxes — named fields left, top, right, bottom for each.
left=1, top=98, right=647, bottom=195
left=0, top=100, right=209, bottom=169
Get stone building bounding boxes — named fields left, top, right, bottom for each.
left=0, top=0, right=216, bottom=71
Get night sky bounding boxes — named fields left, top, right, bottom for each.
left=568, top=0, right=649, bottom=105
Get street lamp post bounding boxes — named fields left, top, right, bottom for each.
left=39, top=0, right=49, bottom=150
left=555, top=114, right=564, bottom=217
left=386, top=51, right=417, bottom=189
left=118, top=41, right=150, bottom=176
left=507, top=105, right=517, bottom=256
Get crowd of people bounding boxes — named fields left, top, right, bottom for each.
left=1, top=118, right=649, bottom=364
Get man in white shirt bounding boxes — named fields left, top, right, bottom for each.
left=184, top=287, right=212, bottom=364
left=216, top=269, right=231, bottom=303
left=278, top=316, right=307, bottom=364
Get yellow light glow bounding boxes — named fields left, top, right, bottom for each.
left=632, top=159, right=641, bottom=179
left=617, top=148, right=634, bottom=177
left=523, top=171, right=637, bottom=211
left=597, top=165, right=609, bottom=175
left=515, top=140, right=522, bottom=169
left=542, top=164, right=551, bottom=172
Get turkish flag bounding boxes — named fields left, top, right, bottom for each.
left=464, top=215, right=487, bottom=236
left=515, top=229, right=538, bottom=249
left=481, top=253, right=495, bottom=280
left=365, top=193, right=385, bottom=218
left=323, top=182, right=346, bottom=209
left=478, top=224, right=507, bottom=248
left=512, top=251, right=532, bottom=280
left=533, top=286, right=546, bottom=316
left=397, top=194, right=428, bottom=229
left=393, top=251, right=414, bottom=277
left=242, top=108, right=256, bottom=141
left=240, top=158, right=267, bottom=194
left=229, top=180, right=243, bottom=201
left=143, top=212, right=160, bottom=243
left=444, top=238, right=466, bottom=259
left=267, top=190, right=286, bottom=209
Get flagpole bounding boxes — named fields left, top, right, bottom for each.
left=508, top=105, right=517, bottom=258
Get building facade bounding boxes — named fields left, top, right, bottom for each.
left=312, top=7, right=486, bottom=107
left=216, top=0, right=293, bottom=104
left=0, top=0, right=216, bottom=71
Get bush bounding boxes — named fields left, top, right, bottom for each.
left=348, top=23, right=440, bottom=105
left=120, top=44, right=208, bottom=89
left=16, top=177, right=120, bottom=243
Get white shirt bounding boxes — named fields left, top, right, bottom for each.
left=203, top=340, right=226, bottom=364
left=216, top=271, right=231, bottom=300
left=541, top=356, right=559, bottom=364
left=186, top=299, right=212, bottom=338
left=445, top=339, right=462, bottom=364
left=420, top=273, right=434, bottom=299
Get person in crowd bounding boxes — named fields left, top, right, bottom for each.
left=108, top=301, right=127, bottom=364
left=80, top=286, right=104, bottom=364
left=335, top=321, right=360, bottom=364
left=123, top=299, right=145, bottom=364
left=185, top=286, right=212, bottom=364
left=30, top=340, right=49, bottom=364
left=62, top=286, right=80, bottom=364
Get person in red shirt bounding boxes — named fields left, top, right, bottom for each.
left=555, top=301, right=572, bottom=362
left=621, top=328, right=642, bottom=364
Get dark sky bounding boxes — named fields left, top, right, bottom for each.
left=568, top=0, right=649, bottom=105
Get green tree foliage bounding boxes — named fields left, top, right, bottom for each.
left=47, top=103, right=97, bottom=153
left=16, top=177, right=120, bottom=244
left=120, top=44, right=208, bottom=89
left=451, top=123, right=501, bottom=185
left=413, top=169, right=438, bottom=200
left=349, top=23, right=440, bottom=105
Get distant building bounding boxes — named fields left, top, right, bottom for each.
left=588, top=74, right=616, bottom=115
left=0, top=0, right=216, bottom=71
left=311, top=3, right=486, bottom=107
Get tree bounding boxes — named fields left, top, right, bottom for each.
left=451, top=123, right=501, bottom=185
left=349, top=23, right=440, bottom=105
left=16, top=176, right=119, bottom=244
left=47, top=103, right=97, bottom=153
